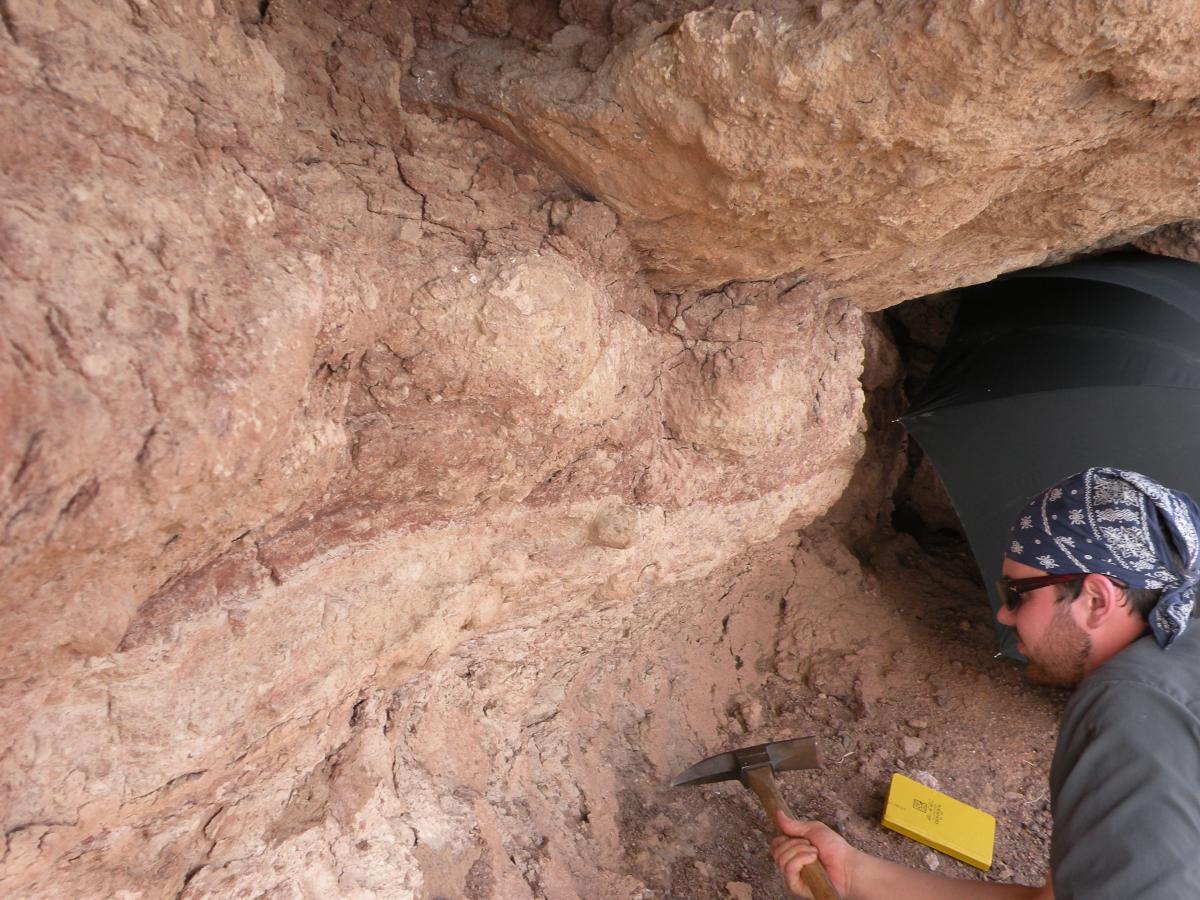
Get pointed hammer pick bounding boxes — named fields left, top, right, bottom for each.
left=671, top=736, right=841, bottom=900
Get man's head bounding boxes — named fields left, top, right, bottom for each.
left=998, top=467, right=1200, bottom=684
left=996, top=557, right=1147, bottom=686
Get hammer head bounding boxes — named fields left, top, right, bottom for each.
left=671, top=736, right=822, bottom=788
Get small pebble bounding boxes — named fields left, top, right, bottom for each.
left=819, top=1, right=842, bottom=20
left=901, top=736, right=925, bottom=757
left=831, top=806, right=852, bottom=836
left=923, top=851, right=941, bottom=871
left=912, top=771, right=941, bottom=789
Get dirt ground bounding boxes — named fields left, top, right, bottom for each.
left=629, top=523, right=1065, bottom=899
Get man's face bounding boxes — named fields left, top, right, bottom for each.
left=997, top=558, right=1092, bottom=688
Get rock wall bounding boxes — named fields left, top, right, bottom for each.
left=428, top=0, right=1200, bottom=298
left=1, top=1, right=1197, bottom=897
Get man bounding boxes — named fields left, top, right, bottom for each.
left=772, top=467, right=1200, bottom=899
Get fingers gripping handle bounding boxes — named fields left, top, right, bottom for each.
left=743, top=766, right=842, bottom=900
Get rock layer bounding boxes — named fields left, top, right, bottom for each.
left=1, top=0, right=1198, bottom=897
left=431, top=1, right=1200, bottom=297
left=1, top=2, right=866, bottom=895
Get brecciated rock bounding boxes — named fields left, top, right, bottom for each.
left=590, top=502, right=639, bottom=549
left=0, top=2, right=864, bottom=896
left=1, top=0, right=1196, bottom=897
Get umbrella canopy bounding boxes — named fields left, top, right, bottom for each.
left=901, top=252, right=1200, bottom=658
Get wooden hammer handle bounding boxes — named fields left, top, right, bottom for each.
left=743, top=766, right=842, bottom=900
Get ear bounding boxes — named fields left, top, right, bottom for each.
left=1077, top=574, right=1127, bottom=629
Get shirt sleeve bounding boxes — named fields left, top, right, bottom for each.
left=1050, top=678, right=1200, bottom=899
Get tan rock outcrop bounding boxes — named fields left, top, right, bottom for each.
left=431, top=1, right=1200, bottom=298
left=1, top=0, right=1196, bottom=896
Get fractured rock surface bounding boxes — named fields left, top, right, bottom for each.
left=1, top=0, right=1197, bottom=897
left=432, top=0, right=1200, bottom=297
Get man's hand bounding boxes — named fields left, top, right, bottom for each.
left=771, top=809, right=1055, bottom=900
left=771, top=811, right=855, bottom=898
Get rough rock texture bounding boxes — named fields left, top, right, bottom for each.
left=1136, top=219, right=1200, bottom=262
left=1, top=0, right=1197, bottom=897
left=429, top=0, right=1200, bottom=298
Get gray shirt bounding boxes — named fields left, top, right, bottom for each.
left=1050, top=625, right=1200, bottom=898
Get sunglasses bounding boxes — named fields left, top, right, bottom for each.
left=995, top=573, right=1128, bottom=611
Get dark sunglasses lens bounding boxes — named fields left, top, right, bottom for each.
left=997, top=580, right=1020, bottom=611
left=997, top=573, right=1088, bottom=611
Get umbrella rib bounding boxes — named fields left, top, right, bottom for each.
left=903, top=383, right=1200, bottom=420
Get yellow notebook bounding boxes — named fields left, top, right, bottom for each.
left=881, top=773, right=995, bottom=871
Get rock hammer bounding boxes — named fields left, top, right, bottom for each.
left=672, top=736, right=841, bottom=900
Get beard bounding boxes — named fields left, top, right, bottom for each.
left=1024, top=606, right=1092, bottom=688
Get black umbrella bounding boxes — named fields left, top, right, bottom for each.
left=901, top=252, right=1200, bottom=658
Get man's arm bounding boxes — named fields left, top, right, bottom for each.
left=1050, top=678, right=1200, bottom=898
left=772, top=813, right=1052, bottom=900
left=842, top=851, right=1051, bottom=900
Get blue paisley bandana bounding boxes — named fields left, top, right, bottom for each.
left=1006, top=468, right=1200, bottom=648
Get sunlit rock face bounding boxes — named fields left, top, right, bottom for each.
left=0, top=0, right=1195, bottom=896
left=429, top=1, right=1200, bottom=298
